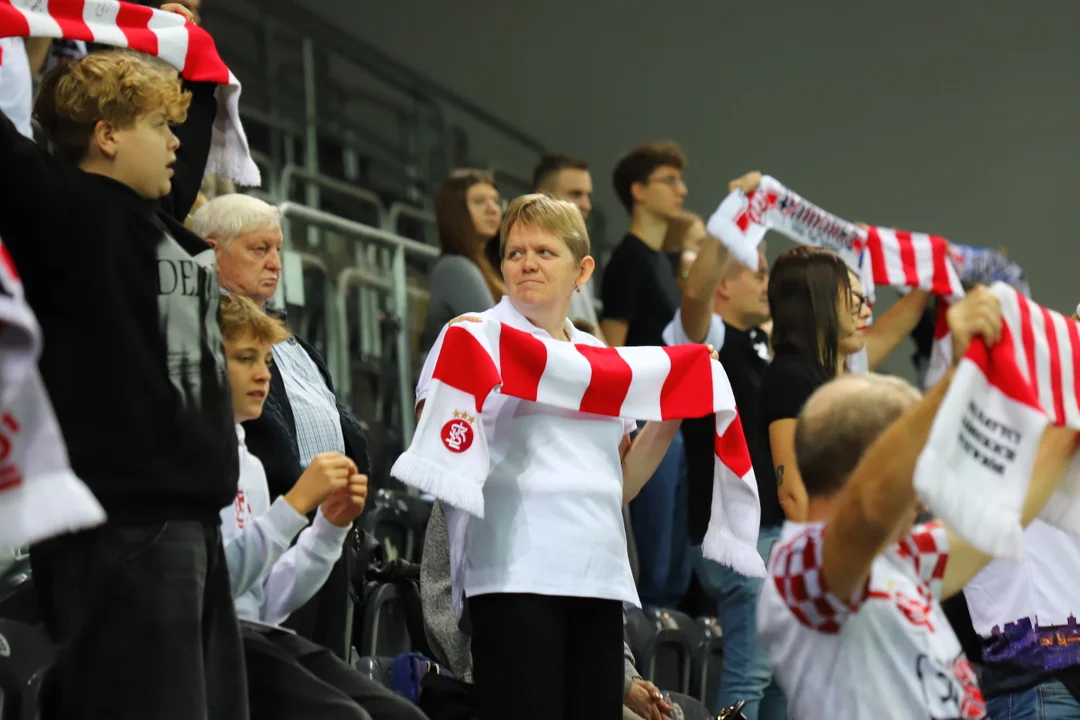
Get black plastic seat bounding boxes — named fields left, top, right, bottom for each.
left=623, top=606, right=656, bottom=678
left=689, top=616, right=724, bottom=706
left=0, top=556, right=38, bottom=626
left=360, top=489, right=411, bottom=562
left=0, top=618, right=54, bottom=720
left=641, top=606, right=693, bottom=695
left=358, top=583, right=412, bottom=658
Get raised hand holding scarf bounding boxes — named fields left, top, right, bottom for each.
left=0, top=0, right=259, bottom=186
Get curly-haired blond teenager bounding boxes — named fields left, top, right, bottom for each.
left=1, top=18, right=249, bottom=720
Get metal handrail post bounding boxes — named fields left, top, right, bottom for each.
left=390, top=242, right=412, bottom=445
left=385, top=202, right=437, bottom=245
left=280, top=165, right=387, bottom=227
left=277, top=202, right=439, bottom=443
left=302, top=38, right=321, bottom=248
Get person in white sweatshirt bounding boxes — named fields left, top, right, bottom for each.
left=218, top=294, right=429, bottom=720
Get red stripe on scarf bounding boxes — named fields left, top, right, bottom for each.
left=659, top=345, right=713, bottom=420
left=182, top=24, right=230, bottom=84
left=867, top=228, right=889, bottom=286
left=431, top=325, right=501, bottom=414
left=0, top=2, right=31, bottom=37
left=1017, top=296, right=1038, bottom=398
left=895, top=230, right=920, bottom=287
left=928, top=234, right=953, bottom=296
left=0, top=244, right=19, bottom=281
left=40, top=0, right=91, bottom=41
left=498, top=324, right=547, bottom=402
left=1040, top=306, right=1066, bottom=423
left=0, top=413, right=20, bottom=491
left=115, top=2, right=158, bottom=55
left=576, top=345, right=632, bottom=417
left=715, top=413, right=753, bottom=477
left=965, top=322, right=1041, bottom=411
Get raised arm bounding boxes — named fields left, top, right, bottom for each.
left=679, top=233, right=731, bottom=343
left=162, top=80, right=217, bottom=223
left=821, top=287, right=1002, bottom=601
left=820, top=368, right=956, bottom=601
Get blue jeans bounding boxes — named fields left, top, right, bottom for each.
left=629, top=429, right=691, bottom=608
left=690, top=525, right=786, bottom=720
left=987, top=680, right=1080, bottom=719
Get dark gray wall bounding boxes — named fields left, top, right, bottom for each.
left=305, top=0, right=1080, bottom=377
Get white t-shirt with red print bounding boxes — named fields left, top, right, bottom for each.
left=757, top=520, right=986, bottom=720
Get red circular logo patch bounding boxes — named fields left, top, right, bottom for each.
left=440, top=419, right=474, bottom=454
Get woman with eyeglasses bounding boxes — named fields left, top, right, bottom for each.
left=757, top=245, right=932, bottom=525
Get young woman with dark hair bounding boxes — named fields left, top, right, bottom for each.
left=759, top=246, right=873, bottom=525
left=420, top=169, right=505, bottom=352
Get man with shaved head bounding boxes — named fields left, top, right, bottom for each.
left=755, top=287, right=1080, bottom=720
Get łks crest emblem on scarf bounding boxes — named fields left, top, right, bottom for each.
left=441, top=411, right=475, bottom=454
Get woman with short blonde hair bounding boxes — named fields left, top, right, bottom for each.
left=416, top=193, right=685, bottom=720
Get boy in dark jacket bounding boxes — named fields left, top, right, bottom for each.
left=0, top=27, right=247, bottom=720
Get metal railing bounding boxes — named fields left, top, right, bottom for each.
left=281, top=164, right=387, bottom=226
left=385, top=202, right=437, bottom=246
left=278, top=202, right=439, bottom=446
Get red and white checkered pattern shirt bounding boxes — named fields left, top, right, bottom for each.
left=758, top=521, right=986, bottom=720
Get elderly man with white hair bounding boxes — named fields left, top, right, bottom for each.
left=192, top=194, right=370, bottom=652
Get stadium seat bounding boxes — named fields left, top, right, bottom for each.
left=0, top=619, right=54, bottom=720
left=358, top=583, right=412, bottom=658
left=0, top=550, right=29, bottom=598
left=360, top=489, right=412, bottom=562
left=623, top=606, right=657, bottom=678
left=361, top=489, right=434, bottom=564
left=0, top=555, right=37, bottom=626
left=689, top=616, right=724, bottom=706
left=641, top=606, right=693, bottom=695
left=353, top=655, right=394, bottom=690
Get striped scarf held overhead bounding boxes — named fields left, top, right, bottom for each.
left=0, top=239, right=104, bottom=552
left=0, top=0, right=259, bottom=187
left=391, top=318, right=765, bottom=578
left=706, top=175, right=964, bottom=305
left=915, top=282, right=1080, bottom=560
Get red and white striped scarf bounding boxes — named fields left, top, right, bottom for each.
left=915, top=282, right=1080, bottom=560
left=0, top=239, right=104, bottom=552
left=706, top=175, right=964, bottom=304
left=392, top=318, right=765, bottom=578
left=0, top=0, right=259, bottom=187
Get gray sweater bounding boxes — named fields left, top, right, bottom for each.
left=420, top=256, right=496, bottom=353
left=419, top=500, right=641, bottom=692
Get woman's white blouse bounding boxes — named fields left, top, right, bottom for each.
left=416, top=297, right=640, bottom=609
